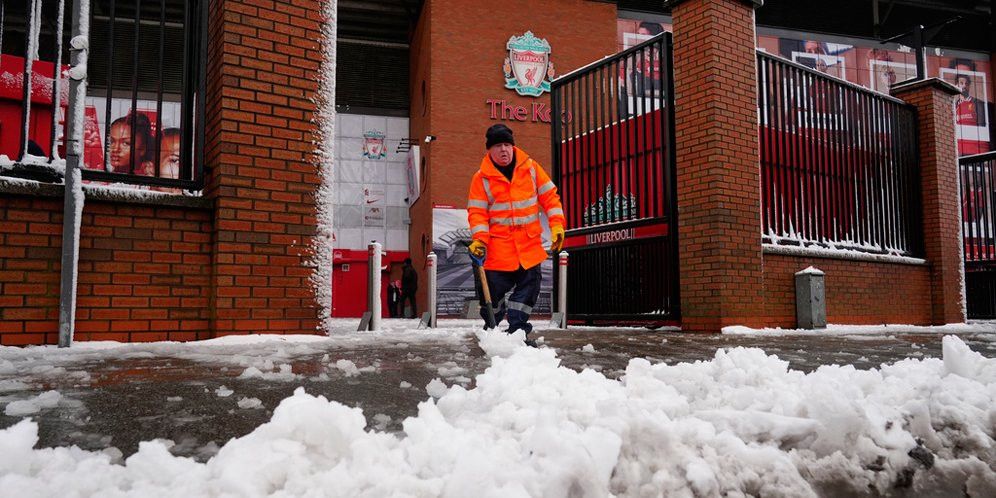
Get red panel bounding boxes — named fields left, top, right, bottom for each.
left=331, top=249, right=410, bottom=318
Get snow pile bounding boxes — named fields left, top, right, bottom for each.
left=475, top=328, right=529, bottom=358
left=425, top=378, right=448, bottom=399
left=238, top=364, right=300, bottom=382
left=333, top=359, right=360, bottom=377
left=236, top=398, right=263, bottom=410
left=1, top=336, right=994, bottom=496
left=3, top=391, right=62, bottom=416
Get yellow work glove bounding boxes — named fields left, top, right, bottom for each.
left=550, top=225, right=565, bottom=253
left=468, top=239, right=487, bottom=258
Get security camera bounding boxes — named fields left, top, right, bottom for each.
left=424, top=135, right=436, bottom=143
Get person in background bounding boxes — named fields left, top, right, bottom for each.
left=401, top=258, right=418, bottom=318
left=108, top=113, right=154, bottom=175
left=159, top=128, right=182, bottom=180
left=387, top=279, right=401, bottom=318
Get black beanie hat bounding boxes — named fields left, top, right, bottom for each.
left=485, top=124, right=515, bottom=149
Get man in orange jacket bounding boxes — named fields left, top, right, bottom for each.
left=467, top=124, right=565, bottom=338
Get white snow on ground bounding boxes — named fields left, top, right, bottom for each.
left=237, top=398, right=263, bottom=410
left=0, top=320, right=477, bottom=378
left=425, top=378, right=448, bottom=399
left=724, top=321, right=996, bottom=337
left=1, top=329, right=994, bottom=496
left=333, top=359, right=360, bottom=377
left=3, top=391, right=62, bottom=417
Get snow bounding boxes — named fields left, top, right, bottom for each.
left=333, top=359, right=359, bottom=377
left=308, top=0, right=338, bottom=334
left=1, top=327, right=995, bottom=495
left=238, top=364, right=300, bottom=382
left=2, top=333, right=995, bottom=495
left=763, top=242, right=927, bottom=265
left=237, top=398, right=263, bottom=410
left=796, top=266, right=824, bottom=276
left=214, top=386, right=233, bottom=398
left=425, top=378, right=448, bottom=399
left=723, top=322, right=996, bottom=337
left=582, top=344, right=596, bottom=352
left=3, top=390, right=62, bottom=416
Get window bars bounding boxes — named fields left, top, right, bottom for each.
left=0, top=0, right=205, bottom=189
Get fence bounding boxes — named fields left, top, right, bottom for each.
left=0, top=0, right=205, bottom=190
left=552, top=33, right=673, bottom=230
left=757, top=51, right=923, bottom=257
left=551, top=32, right=679, bottom=324
left=960, top=151, right=996, bottom=319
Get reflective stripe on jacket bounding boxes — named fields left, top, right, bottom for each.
left=467, top=147, right=566, bottom=271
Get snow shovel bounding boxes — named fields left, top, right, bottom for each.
left=465, top=242, right=497, bottom=329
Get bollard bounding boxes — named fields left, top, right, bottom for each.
left=427, top=252, right=438, bottom=328
left=555, top=251, right=568, bottom=329
left=367, top=242, right=382, bottom=331
left=795, top=266, right=826, bottom=329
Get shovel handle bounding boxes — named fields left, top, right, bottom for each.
left=476, top=265, right=492, bottom=305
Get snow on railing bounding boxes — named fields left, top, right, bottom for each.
left=757, top=51, right=923, bottom=258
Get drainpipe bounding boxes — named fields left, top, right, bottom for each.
left=58, top=0, right=89, bottom=348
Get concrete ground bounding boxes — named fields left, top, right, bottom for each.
left=2, top=319, right=995, bottom=463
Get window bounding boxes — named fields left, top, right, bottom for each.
left=0, top=0, right=205, bottom=190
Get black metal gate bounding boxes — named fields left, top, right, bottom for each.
left=960, top=151, right=996, bottom=319
left=550, top=32, right=678, bottom=325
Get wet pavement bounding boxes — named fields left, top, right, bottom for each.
left=2, top=320, right=995, bottom=463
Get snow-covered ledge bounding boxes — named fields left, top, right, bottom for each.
left=763, top=243, right=927, bottom=266
left=0, top=176, right=211, bottom=209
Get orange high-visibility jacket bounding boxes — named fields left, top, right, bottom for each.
left=467, top=147, right=566, bottom=271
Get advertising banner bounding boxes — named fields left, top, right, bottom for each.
left=432, top=206, right=554, bottom=317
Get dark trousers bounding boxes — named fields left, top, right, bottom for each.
left=479, top=265, right=542, bottom=333
left=402, top=290, right=417, bottom=318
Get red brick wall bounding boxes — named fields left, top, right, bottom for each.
left=204, top=0, right=322, bottom=335
left=1, top=0, right=325, bottom=345
left=407, top=0, right=434, bottom=311
left=0, top=191, right=212, bottom=345
left=762, top=254, right=932, bottom=327
left=672, top=0, right=764, bottom=332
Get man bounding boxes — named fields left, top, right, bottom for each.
left=950, top=60, right=988, bottom=128
left=467, top=124, right=566, bottom=339
left=401, top=258, right=418, bottom=318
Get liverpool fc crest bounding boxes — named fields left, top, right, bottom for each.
left=503, top=31, right=554, bottom=97
left=362, top=130, right=387, bottom=160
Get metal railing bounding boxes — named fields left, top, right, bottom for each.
left=551, top=33, right=675, bottom=232
left=961, top=151, right=996, bottom=319
left=0, top=0, right=205, bottom=190
left=960, top=151, right=996, bottom=264
left=550, top=32, right=679, bottom=323
left=757, top=50, right=923, bottom=257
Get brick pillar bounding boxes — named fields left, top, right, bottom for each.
left=672, top=0, right=764, bottom=332
left=204, top=0, right=322, bottom=336
left=891, top=79, right=966, bottom=324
